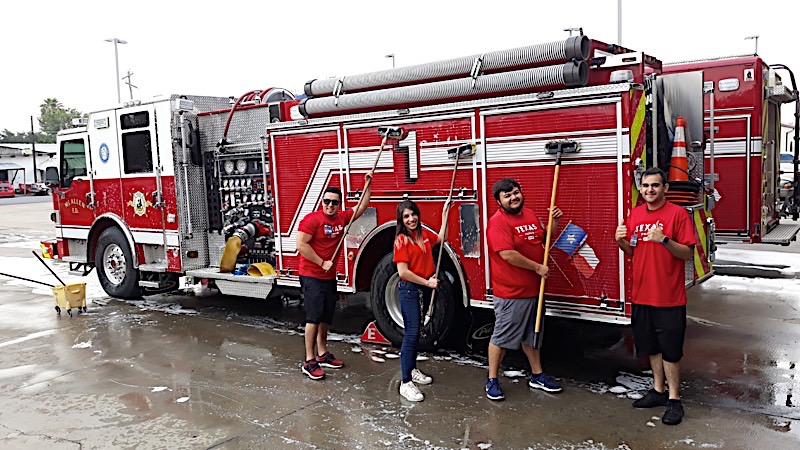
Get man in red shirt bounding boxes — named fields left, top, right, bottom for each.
left=615, top=167, right=697, bottom=425
left=297, top=172, right=373, bottom=380
left=485, top=178, right=563, bottom=401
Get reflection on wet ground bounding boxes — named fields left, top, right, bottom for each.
left=1, top=228, right=800, bottom=447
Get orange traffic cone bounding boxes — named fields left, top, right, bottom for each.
left=668, top=117, right=689, bottom=182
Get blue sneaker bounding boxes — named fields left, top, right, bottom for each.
left=485, top=378, right=504, bottom=401
left=528, top=373, right=562, bottom=393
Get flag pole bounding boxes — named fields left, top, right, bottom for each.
left=549, top=219, right=573, bottom=251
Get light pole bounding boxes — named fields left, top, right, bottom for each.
left=745, top=35, right=759, bottom=55
left=617, top=0, right=622, bottom=45
left=105, top=37, right=128, bottom=103
left=385, top=53, right=395, bottom=69
left=563, top=27, right=582, bottom=37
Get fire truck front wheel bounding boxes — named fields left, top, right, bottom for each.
left=370, top=253, right=455, bottom=350
left=95, top=227, right=142, bottom=299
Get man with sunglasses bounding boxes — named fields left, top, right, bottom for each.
left=297, top=172, right=373, bottom=380
left=615, top=167, right=697, bottom=425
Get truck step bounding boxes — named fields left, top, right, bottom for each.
left=139, top=263, right=167, bottom=273
left=185, top=267, right=275, bottom=300
left=761, top=223, right=800, bottom=245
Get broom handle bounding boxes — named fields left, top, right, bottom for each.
left=0, top=271, right=55, bottom=288
left=327, top=137, right=387, bottom=270
left=32, top=251, right=66, bottom=286
left=534, top=164, right=561, bottom=334
left=425, top=154, right=459, bottom=320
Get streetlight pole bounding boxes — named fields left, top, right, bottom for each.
left=745, top=35, right=759, bottom=55
left=385, top=54, right=395, bottom=69
left=105, top=37, right=128, bottom=103
left=617, top=0, right=622, bottom=45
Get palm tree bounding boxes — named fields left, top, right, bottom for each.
left=40, top=98, right=63, bottom=111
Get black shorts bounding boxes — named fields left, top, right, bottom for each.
left=300, top=276, right=337, bottom=325
left=631, top=304, right=686, bottom=363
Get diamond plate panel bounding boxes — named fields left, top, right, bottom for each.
left=67, top=239, right=88, bottom=260
left=208, top=232, right=226, bottom=268
left=687, top=151, right=703, bottom=182
left=168, top=95, right=230, bottom=271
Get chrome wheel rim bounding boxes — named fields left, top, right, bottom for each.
left=384, top=273, right=404, bottom=328
left=102, top=244, right=126, bottom=285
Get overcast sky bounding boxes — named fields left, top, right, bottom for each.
left=2, top=0, right=798, bottom=137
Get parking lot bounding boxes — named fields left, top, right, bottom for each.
left=1, top=202, right=799, bottom=449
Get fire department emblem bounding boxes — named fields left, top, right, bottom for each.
left=127, top=191, right=152, bottom=216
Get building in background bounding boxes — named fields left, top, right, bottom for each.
left=0, top=143, right=58, bottom=191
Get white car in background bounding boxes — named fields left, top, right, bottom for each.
left=781, top=152, right=795, bottom=180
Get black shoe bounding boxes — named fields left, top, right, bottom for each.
left=632, top=389, right=668, bottom=408
left=662, top=400, right=684, bottom=425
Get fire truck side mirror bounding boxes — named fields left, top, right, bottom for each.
left=44, top=167, right=60, bottom=187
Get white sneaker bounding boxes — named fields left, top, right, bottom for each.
left=400, top=381, right=424, bottom=402
left=411, top=368, right=432, bottom=385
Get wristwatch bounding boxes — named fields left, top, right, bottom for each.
left=661, top=236, right=670, bottom=246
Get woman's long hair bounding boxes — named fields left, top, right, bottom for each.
left=395, top=200, right=425, bottom=248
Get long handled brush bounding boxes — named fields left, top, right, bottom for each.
left=327, top=126, right=405, bottom=270
left=424, top=143, right=476, bottom=327
left=531, top=140, right=580, bottom=348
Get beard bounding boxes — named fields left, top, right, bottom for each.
left=501, top=198, right=524, bottom=215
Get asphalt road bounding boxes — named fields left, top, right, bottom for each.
left=0, top=195, right=52, bottom=206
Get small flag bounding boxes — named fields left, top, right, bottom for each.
left=553, top=223, right=587, bottom=257
left=572, top=243, right=599, bottom=278
left=553, top=223, right=598, bottom=278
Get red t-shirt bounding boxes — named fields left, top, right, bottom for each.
left=487, top=208, right=545, bottom=299
left=626, top=201, right=698, bottom=307
left=298, top=208, right=355, bottom=280
left=393, top=229, right=437, bottom=281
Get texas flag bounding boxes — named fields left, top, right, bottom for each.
left=552, top=223, right=599, bottom=278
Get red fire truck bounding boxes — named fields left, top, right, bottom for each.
left=43, top=35, right=722, bottom=348
left=665, top=56, right=800, bottom=245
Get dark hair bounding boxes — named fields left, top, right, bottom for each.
left=395, top=200, right=422, bottom=240
left=492, top=178, right=521, bottom=201
left=323, top=186, right=342, bottom=200
left=641, top=167, right=668, bottom=185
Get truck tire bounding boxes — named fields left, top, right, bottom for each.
left=95, top=227, right=142, bottom=299
left=370, top=253, right=455, bottom=350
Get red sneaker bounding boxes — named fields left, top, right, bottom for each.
left=302, top=359, right=325, bottom=380
left=316, top=352, right=344, bottom=369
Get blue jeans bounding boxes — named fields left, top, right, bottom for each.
left=399, top=280, right=428, bottom=383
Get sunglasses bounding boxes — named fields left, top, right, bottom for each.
left=322, top=198, right=341, bottom=206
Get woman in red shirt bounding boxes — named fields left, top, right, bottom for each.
left=393, top=199, right=450, bottom=402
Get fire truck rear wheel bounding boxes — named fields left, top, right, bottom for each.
left=370, top=253, right=455, bottom=350
left=95, top=227, right=142, bottom=299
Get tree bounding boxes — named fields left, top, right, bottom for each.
left=38, top=98, right=83, bottom=139
left=0, top=129, right=50, bottom=144
left=0, top=98, right=84, bottom=144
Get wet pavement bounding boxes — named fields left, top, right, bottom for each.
left=1, top=203, right=800, bottom=449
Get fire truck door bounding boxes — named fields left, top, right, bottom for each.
left=117, top=105, right=167, bottom=243
left=56, top=134, right=96, bottom=238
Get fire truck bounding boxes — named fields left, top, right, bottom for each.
left=665, top=56, right=800, bottom=245
left=43, top=35, right=723, bottom=348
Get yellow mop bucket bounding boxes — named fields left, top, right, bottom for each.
left=52, top=283, right=87, bottom=316
left=32, top=250, right=88, bottom=316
